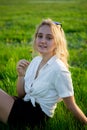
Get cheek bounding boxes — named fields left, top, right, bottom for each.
left=35, top=38, right=40, bottom=45
left=50, top=42, right=56, bottom=49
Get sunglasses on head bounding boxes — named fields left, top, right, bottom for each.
left=54, top=21, right=62, bottom=26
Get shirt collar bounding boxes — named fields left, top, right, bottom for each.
left=47, top=55, right=57, bottom=65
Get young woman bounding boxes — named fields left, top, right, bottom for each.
left=0, top=18, right=87, bottom=129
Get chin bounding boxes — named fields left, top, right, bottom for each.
left=38, top=50, right=46, bottom=53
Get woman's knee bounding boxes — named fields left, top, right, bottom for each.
left=0, top=90, right=14, bottom=123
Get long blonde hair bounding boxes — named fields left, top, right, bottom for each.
left=33, top=18, right=69, bottom=68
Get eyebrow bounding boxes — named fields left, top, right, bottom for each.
left=37, top=33, right=53, bottom=36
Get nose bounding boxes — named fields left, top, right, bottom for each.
left=41, top=37, right=46, bottom=43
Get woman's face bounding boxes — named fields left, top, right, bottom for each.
left=35, top=25, right=56, bottom=57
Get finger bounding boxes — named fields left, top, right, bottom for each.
left=20, top=62, right=29, bottom=68
left=17, top=63, right=29, bottom=70
left=20, top=60, right=29, bottom=65
left=17, top=60, right=29, bottom=66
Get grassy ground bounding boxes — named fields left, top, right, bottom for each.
left=0, top=0, right=87, bottom=129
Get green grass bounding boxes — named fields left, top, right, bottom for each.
left=0, top=0, right=87, bottom=129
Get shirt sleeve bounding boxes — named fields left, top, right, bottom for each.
left=55, top=70, right=74, bottom=98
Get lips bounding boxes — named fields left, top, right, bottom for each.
left=38, top=45, right=47, bottom=49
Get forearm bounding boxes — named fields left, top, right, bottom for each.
left=16, top=76, right=25, bottom=98
left=16, top=59, right=29, bottom=98
left=63, top=96, right=87, bottom=125
left=68, top=103, right=87, bottom=125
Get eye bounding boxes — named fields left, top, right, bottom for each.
left=37, top=34, right=43, bottom=39
left=46, top=36, right=53, bottom=40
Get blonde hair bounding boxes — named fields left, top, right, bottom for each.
left=33, top=18, right=69, bottom=68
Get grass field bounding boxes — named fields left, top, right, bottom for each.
left=0, top=0, right=87, bottom=130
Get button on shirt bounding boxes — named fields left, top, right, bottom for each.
left=23, top=55, right=74, bottom=117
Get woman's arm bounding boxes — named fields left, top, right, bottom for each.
left=16, top=76, right=25, bottom=98
left=63, top=96, right=87, bottom=125
left=16, top=59, right=30, bottom=98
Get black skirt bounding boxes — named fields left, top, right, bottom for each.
left=8, top=97, right=49, bottom=130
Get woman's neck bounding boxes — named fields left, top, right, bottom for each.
left=41, top=54, right=55, bottom=64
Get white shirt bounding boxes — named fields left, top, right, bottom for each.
left=24, top=55, right=74, bottom=117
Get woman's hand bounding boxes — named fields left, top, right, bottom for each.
left=17, top=59, right=30, bottom=77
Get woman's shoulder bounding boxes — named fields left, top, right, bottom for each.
left=53, top=58, right=69, bottom=73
